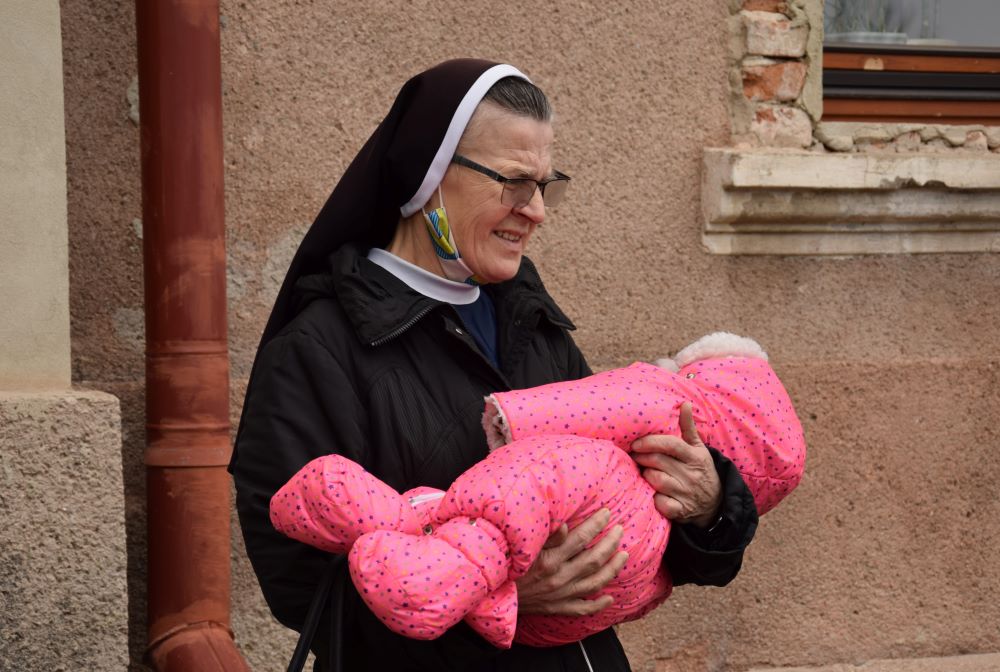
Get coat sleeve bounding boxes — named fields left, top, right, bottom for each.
left=665, top=447, right=759, bottom=586
left=557, top=333, right=758, bottom=588
left=563, top=330, right=593, bottom=381
left=232, top=329, right=499, bottom=669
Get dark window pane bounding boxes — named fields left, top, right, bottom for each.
left=825, top=0, right=1000, bottom=49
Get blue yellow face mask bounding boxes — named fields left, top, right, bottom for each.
left=423, top=186, right=481, bottom=285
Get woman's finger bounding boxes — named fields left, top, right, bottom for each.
left=554, top=507, right=610, bottom=560
left=631, top=450, right=682, bottom=473
left=652, top=493, right=684, bottom=520
left=678, top=402, right=704, bottom=447
left=631, top=433, right=697, bottom=464
left=641, top=467, right=683, bottom=499
left=515, top=513, right=622, bottom=610
left=562, top=549, right=629, bottom=598
left=564, top=594, right=615, bottom=616
left=532, top=594, right=615, bottom=617
left=544, top=524, right=623, bottom=599
left=519, top=510, right=612, bottom=592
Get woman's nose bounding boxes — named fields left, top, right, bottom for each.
left=514, top=188, right=546, bottom=224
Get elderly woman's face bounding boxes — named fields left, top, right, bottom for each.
left=440, top=106, right=554, bottom=284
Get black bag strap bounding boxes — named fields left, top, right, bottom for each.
left=287, top=555, right=345, bottom=672
left=326, top=556, right=346, bottom=671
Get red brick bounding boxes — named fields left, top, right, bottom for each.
left=743, top=60, right=808, bottom=101
left=751, top=105, right=813, bottom=148
left=744, top=10, right=808, bottom=58
left=743, top=0, right=788, bottom=12
left=755, top=107, right=777, bottom=123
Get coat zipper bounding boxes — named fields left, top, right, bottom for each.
left=446, top=320, right=512, bottom=391
left=407, top=491, right=445, bottom=506
left=368, top=305, right=435, bottom=347
left=373, top=302, right=595, bottom=669
left=368, top=304, right=511, bottom=390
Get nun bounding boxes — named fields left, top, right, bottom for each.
left=230, top=59, right=758, bottom=672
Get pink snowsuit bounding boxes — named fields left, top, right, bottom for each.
left=270, top=357, right=805, bottom=648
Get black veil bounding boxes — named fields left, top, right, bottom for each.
left=230, top=59, right=531, bottom=468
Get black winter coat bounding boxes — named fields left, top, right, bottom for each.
left=232, top=244, right=758, bottom=672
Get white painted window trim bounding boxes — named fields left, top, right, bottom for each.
left=701, top=147, right=1000, bottom=255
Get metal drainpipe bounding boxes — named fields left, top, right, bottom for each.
left=136, top=1, right=250, bottom=669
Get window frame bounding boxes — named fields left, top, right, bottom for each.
left=823, top=43, right=1000, bottom=125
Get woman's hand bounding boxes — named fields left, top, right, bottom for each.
left=515, top=508, right=629, bottom=616
left=631, top=402, right=722, bottom=528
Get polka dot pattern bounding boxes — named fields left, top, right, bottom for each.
left=270, top=454, right=423, bottom=554
left=348, top=515, right=509, bottom=641
left=270, top=356, right=805, bottom=648
left=270, top=437, right=672, bottom=648
left=486, top=359, right=806, bottom=515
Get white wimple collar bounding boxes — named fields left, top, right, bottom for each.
left=367, top=248, right=480, bottom=305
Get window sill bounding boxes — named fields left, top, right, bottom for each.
left=701, top=148, right=1000, bottom=255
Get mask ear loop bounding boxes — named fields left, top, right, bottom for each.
left=421, top=185, right=446, bottom=220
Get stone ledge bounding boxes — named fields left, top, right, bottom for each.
left=701, top=148, right=1000, bottom=254
left=0, top=389, right=128, bottom=670
left=748, top=652, right=1000, bottom=672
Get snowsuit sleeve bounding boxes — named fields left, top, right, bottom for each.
left=484, top=359, right=805, bottom=515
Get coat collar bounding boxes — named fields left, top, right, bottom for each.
left=294, top=243, right=575, bottom=346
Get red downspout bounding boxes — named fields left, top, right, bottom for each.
left=136, top=2, right=250, bottom=669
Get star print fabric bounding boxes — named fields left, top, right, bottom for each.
left=485, top=359, right=805, bottom=515
left=270, top=434, right=670, bottom=648
left=270, top=356, right=804, bottom=648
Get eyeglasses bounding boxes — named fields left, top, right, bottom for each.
left=451, top=154, right=571, bottom=209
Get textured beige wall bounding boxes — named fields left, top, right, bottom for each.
left=627, top=361, right=1000, bottom=671
left=0, top=3, right=129, bottom=669
left=0, top=391, right=128, bottom=670
left=750, top=652, right=1000, bottom=672
left=59, top=0, right=1000, bottom=670
left=0, top=0, right=71, bottom=389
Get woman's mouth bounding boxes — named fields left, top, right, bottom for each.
left=493, top=231, right=522, bottom=244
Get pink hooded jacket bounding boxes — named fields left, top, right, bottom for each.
left=270, top=338, right=805, bottom=648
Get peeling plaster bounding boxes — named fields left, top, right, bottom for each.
left=262, top=225, right=309, bottom=296
left=816, top=122, right=1000, bottom=154
left=797, top=0, right=824, bottom=122
left=226, top=240, right=257, bottom=302
left=112, top=308, right=145, bottom=352
left=126, top=76, right=139, bottom=126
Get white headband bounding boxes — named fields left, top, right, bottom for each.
left=399, top=64, right=531, bottom=218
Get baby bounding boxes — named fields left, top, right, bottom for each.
left=270, top=333, right=805, bottom=648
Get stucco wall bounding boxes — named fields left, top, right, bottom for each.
left=0, top=391, right=128, bottom=671
left=60, top=0, right=1000, bottom=670
left=1, top=2, right=129, bottom=669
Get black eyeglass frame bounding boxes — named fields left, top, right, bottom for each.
left=451, top=154, right=571, bottom=208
